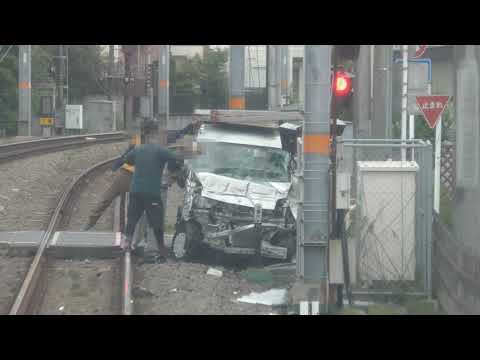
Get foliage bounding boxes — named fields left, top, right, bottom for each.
left=170, top=47, right=229, bottom=113
left=0, top=46, right=18, bottom=135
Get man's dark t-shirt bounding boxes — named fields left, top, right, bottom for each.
left=124, top=144, right=178, bottom=198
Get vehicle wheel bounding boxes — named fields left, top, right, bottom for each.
left=171, top=221, right=202, bottom=261
left=272, top=231, right=296, bottom=262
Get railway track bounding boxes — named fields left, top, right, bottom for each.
left=8, top=157, right=132, bottom=315
left=0, top=132, right=127, bottom=163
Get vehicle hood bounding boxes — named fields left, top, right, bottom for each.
left=196, top=172, right=290, bottom=210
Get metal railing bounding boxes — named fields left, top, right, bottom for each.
left=339, top=139, right=434, bottom=298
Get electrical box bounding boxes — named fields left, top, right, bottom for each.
left=356, top=161, right=419, bottom=282
left=65, top=105, right=83, bottom=129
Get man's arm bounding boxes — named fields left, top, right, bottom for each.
left=124, top=147, right=137, bottom=165
left=112, top=144, right=135, bottom=171
left=171, top=119, right=200, bottom=142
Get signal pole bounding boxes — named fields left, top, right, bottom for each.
left=157, top=45, right=169, bottom=145
left=18, top=45, right=32, bottom=136
left=279, top=45, right=289, bottom=107
left=293, top=45, right=332, bottom=313
left=229, top=45, right=245, bottom=110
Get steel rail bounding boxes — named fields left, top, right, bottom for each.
left=0, top=132, right=127, bottom=163
left=9, top=156, right=122, bottom=315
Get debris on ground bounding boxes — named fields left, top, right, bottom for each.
left=169, top=288, right=178, bottom=293
left=240, top=269, right=274, bottom=286
left=132, top=286, right=154, bottom=298
left=206, top=268, right=223, bottom=277
left=237, top=289, right=287, bottom=306
left=58, top=305, right=65, bottom=311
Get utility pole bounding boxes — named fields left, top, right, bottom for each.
left=123, top=47, right=132, bottom=131
left=371, top=45, right=393, bottom=141
left=267, top=45, right=280, bottom=110
left=229, top=45, right=245, bottom=110
left=157, top=45, right=169, bottom=145
left=279, top=45, right=289, bottom=107
left=56, top=45, right=66, bottom=135
left=454, top=45, right=480, bottom=250
left=293, top=45, right=331, bottom=314
left=18, top=45, right=31, bottom=136
left=353, top=45, right=371, bottom=139
left=400, top=45, right=409, bottom=160
left=108, top=45, right=115, bottom=101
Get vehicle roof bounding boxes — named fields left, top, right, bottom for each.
left=196, top=123, right=282, bottom=149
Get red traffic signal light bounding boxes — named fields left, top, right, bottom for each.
left=332, top=71, right=352, bottom=97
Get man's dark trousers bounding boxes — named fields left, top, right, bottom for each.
left=125, top=192, right=166, bottom=256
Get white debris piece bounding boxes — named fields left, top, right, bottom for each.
left=169, top=288, right=178, bottom=293
left=85, top=137, right=96, bottom=141
left=12, top=188, right=20, bottom=192
left=206, top=268, right=223, bottom=277
left=59, top=306, right=65, bottom=311
left=237, top=289, right=287, bottom=306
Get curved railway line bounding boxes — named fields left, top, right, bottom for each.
left=0, top=133, right=131, bottom=315
left=8, top=157, right=131, bottom=315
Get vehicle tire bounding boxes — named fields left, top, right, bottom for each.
left=271, top=231, right=296, bottom=262
left=171, top=220, right=202, bottom=261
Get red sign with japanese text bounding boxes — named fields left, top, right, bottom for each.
left=413, top=45, right=428, bottom=59
left=416, top=95, right=450, bottom=129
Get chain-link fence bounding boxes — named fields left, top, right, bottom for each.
left=338, top=139, right=433, bottom=297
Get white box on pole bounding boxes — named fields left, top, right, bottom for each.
left=65, top=105, right=83, bottom=129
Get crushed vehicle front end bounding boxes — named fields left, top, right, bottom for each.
left=173, top=121, right=297, bottom=262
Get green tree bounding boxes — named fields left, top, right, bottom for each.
left=198, top=47, right=228, bottom=109
left=0, top=46, right=18, bottom=135
left=170, top=47, right=229, bottom=113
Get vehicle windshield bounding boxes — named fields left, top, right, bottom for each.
left=188, top=142, right=289, bottom=183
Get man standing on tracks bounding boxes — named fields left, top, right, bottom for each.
left=119, top=142, right=181, bottom=262
left=82, top=120, right=197, bottom=232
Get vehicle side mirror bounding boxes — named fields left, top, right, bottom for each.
left=279, top=123, right=302, bottom=155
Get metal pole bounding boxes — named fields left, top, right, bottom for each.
left=147, top=51, right=154, bottom=120
left=157, top=45, right=169, bottom=145
left=401, top=45, right=408, bottom=160
left=108, top=45, right=114, bottom=101
left=353, top=45, right=371, bottom=139
left=267, top=45, right=279, bottom=110
left=279, top=45, right=289, bottom=107
left=434, top=114, right=442, bottom=213
left=229, top=45, right=245, bottom=110
left=298, top=45, right=331, bottom=312
left=372, top=45, right=393, bottom=140
left=18, top=45, right=31, bottom=136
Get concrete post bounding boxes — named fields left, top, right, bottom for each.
left=353, top=45, right=371, bottom=139
left=453, top=45, right=480, bottom=251
left=371, top=45, right=393, bottom=140
left=279, top=45, right=289, bottom=107
left=18, top=45, right=31, bottom=136
left=229, top=45, right=245, bottom=110
left=268, top=45, right=281, bottom=110
left=292, top=45, right=331, bottom=312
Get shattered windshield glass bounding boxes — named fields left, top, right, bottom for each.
left=188, top=142, right=289, bottom=183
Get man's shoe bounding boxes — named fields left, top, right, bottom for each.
left=120, top=235, right=133, bottom=251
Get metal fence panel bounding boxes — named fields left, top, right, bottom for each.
left=340, top=139, right=433, bottom=297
